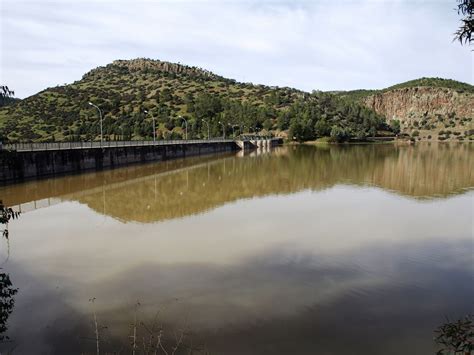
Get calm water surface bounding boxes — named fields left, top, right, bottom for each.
left=0, top=143, right=473, bottom=354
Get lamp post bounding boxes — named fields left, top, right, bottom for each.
left=179, top=116, right=188, bottom=140
left=202, top=119, right=210, bottom=140
left=218, top=121, right=225, bottom=139
left=229, top=124, right=239, bottom=138
left=233, top=124, right=240, bottom=137
left=143, top=110, right=156, bottom=142
left=88, top=102, right=103, bottom=144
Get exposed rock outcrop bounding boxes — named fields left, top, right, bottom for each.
left=363, top=87, right=473, bottom=141
left=83, top=58, right=223, bottom=81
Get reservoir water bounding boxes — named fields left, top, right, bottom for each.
left=0, top=143, right=473, bottom=354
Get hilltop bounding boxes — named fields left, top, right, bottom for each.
left=0, top=58, right=386, bottom=143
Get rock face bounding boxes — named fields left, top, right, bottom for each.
left=363, top=87, right=473, bottom=141
left=364, top=87, right=473, bottom=121
left=83, top=58, right=222, bottom=81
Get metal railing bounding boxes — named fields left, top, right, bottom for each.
left=1, top=138, right=237, bottom=152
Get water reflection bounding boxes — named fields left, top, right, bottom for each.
left=2, top=143, right=473, bottom=223
left=0, top=143, right=472, bottom=354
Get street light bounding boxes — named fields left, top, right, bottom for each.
left=218, top=121, right=225, bottom=139
left=228, top=123, right=235, bottom=137
left=202, top=119, right=210, bottom=140
left=143, top=110, right=156, bottom=142
left=178, top=115, right=188, bottom=140
left=231, top=124, right=240, bottom=137
left=88, top=102, right=103, bottom=144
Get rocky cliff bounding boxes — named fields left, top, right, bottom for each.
left=363, top=86, right=473, bottom=141
left=83, top=58, right=223, bottom=81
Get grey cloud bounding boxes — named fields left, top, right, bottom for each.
left=1, top=0, right=471, bottom=98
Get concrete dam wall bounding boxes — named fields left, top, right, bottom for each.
left=0, top=141, right=239, bottom=183
left=0, top=139, right=283, bottom=184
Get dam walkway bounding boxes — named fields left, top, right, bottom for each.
left=1, top=136, right=278, bottom=152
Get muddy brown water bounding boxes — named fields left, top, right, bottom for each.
left=0, top=143, right=473, bottom=354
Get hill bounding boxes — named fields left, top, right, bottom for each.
left=336, top=78, right=474, bottom=141
left=0, top=58, right=387, bottom=143
left=336, top=77, right=474, bottom=101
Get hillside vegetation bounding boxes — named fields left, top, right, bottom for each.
left=0, top=58, right=387, bottom=143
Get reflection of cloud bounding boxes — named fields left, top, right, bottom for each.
left=4, top=187, right=473, bottom=275
left=4, top=236, right=473, bottom=354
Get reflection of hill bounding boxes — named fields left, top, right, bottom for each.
left=2, top=144, right=473, bottom=223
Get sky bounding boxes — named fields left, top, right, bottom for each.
left=0, top=0, right=472, bottom=98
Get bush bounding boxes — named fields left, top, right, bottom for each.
left=412, top=130, right=419, bottom=137
left=330, top=126, right=350, bottom=142
left=389, top=119, right=401, bottom=134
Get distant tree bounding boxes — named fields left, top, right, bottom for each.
left=330, top=125, right=350, bottom=142
left=455, top=0, right=473, bottom=45
left=390, top=119, right=401, bottom=134
left=314, top=119, right=331, bottom=137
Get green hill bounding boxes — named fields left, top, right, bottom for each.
left=336, top=77, right=474, bottom=102
left=0, top=58, right=387, bottom=143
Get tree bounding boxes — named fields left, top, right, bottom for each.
left=455, top=0, right=473, bottom=45
left=390, top=119, right=401, bottom=134
left=330, top=125, right=350, bottom=142
left=314, top=119, right=331, bottom=137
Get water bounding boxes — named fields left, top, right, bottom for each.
left=0, top=143, right=473, bottom=354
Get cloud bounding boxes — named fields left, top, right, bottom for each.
left=0, top=0, right=472, bottom=98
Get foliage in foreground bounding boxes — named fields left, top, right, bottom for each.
left=434, top=315, right=474, bottom=354
left=0, top=200, right=19, bottom=342
left=455, top=0, right=474, bottom=45
left=0, top=201, right=20, bottom=240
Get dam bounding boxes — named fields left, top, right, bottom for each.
left=0, top=137, right=282, bottom=183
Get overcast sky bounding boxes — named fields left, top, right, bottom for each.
left=1, top=0, right=472, bottom=98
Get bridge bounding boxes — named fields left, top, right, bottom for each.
left=0, top=137, right=282, bottom=183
